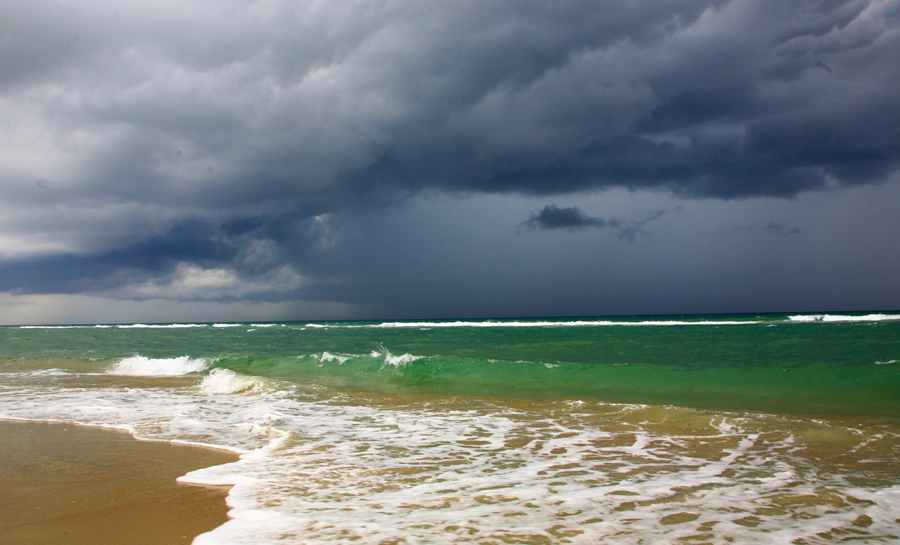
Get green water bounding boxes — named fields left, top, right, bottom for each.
left=2, top=313, right=898, bottom=418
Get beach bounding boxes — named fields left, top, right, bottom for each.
left=1, top=314, right=898, bottom=543
left=0, top=421, right=236, bottom=545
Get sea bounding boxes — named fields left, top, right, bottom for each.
left=1, top=313, right=898, bottom=544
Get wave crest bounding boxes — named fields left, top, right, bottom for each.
left=199, top=368, right=272, bottom=394
left=788, top=313, right=900, bottom=323
left=107, top=355, right=210, bottom=376
left=312, top=352, right=353, bottom=365
left=371, top=346, right=423, bottom=367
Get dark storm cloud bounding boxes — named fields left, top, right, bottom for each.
left=521, top=205, right=612, bottom=231
left=520, top=205, right=679, bottom=241
left=0, top=0, right=898, bottom=304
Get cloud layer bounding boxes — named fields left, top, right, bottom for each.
left=1, top=0, right=899, bottom=314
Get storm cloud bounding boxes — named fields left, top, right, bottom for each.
left=521, top=205, right=612, bottom=231
left=520, top=205, right=681, bottom=242
left=1, top=0, right=899, bottom=319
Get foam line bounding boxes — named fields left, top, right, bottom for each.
left=788, top=313, right=900, bottom=323
left=353, top=319, right=762, bottom=328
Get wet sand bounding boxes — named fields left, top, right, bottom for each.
left=0, top=420, right=237, bottom=545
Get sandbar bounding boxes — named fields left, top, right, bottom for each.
left=0, top=420, right=237, bottom=545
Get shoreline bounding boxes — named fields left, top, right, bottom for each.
left=0, top=420, right=237, bottom=545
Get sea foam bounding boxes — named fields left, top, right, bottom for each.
left=3, top=369, right=900, bottom=545
left=358, top=319, right=760, bottom=328
left=371, top=345, right=423, bottom=366
left=116, top=323, right=207, bottom=328
left=789, top=313, right=900, bottom=323
left=199, top=368, right=272, bottom=394
left=107, top=355, right=210, bottom=376
left=312, top=351, right=352, bottom=365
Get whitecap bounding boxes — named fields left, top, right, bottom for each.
left=359, top=319, right=760, bottom=328
left=312, top=352, right=352, bottom=365
left=18, top=325, right=88, bottom=329
left=117, top=323, right=207, bottom=329
left=788, top=313, right=900, bottom=323
left=384, top=352, right=422, bottom=366
left=199, top=368, right=272, bottom=395
left=106, top=355, right=210, bottom=376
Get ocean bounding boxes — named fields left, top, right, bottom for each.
left=1, top=313, right=898, bottom=544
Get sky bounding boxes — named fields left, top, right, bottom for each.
left=1, top=0, right=899, bottom=324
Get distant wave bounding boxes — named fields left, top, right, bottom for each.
left=17, top=325, right=103, bottom=329
left=354, top=319, right=762, bottom=328
left=117, top=323, right=207, bottom=329
left=17, top=323, right=207, bottom=329
left=788, top=313, right=900, bottom=323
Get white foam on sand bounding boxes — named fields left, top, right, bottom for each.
left=1, top=368, right=898, bottom=545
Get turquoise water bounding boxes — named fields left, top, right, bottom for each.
left=3, top=313, right=898, bottom=417
left=1, top=313, right=899, bottom=544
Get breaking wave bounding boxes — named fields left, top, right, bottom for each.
left=788, top=313, right=900, bottom=323
left=107, top=355, right=210, bottom=376
left=199, top=368, right=273, bottom=395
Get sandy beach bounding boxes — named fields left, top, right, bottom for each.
left=0, top=420, right=237, bottom=545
